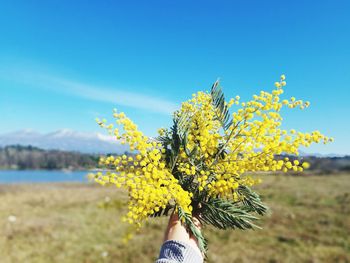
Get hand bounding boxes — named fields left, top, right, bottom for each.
left=163, top=211, right=202, bottom=256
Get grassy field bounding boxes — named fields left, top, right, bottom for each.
left=1, top=174, right=349, bottom=263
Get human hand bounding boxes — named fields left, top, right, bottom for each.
left=163, top=211, right=202, bottom=256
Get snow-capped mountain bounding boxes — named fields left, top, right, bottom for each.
left=0, top=129, right=128, bottom=154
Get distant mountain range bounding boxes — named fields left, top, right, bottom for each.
left=0, top=129, right=128, bottom=154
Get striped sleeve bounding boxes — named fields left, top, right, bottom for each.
left=155, top=240, right=203, bottom=263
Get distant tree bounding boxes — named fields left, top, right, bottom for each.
left=0, top=145, right=104, bottom=170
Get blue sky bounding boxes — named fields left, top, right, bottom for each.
left=0, top=0, right=349, bottom=155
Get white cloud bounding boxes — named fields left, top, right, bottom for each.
left=0, top=67, right=178, bottom=115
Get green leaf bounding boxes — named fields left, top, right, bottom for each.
left=170, top=119, right=181, bottom=157
left=200, top=197, right=261, bottom=230
left=210, top=80, right=233, bottom=131
left=237, top=185, right=268, bottom=215
left=156, top=135, right=172, bottom=146
left=178, top=206, right=207, bottom=254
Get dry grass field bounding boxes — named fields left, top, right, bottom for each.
left=1, top=174, right=349, bottom=263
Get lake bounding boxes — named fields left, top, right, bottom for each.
left=0, top=170, right=91, bottom=183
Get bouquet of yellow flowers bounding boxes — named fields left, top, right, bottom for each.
left=92, top=75, right=332, bottom=253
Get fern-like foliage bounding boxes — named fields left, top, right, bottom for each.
left=178, top=206, right=207, bottom=253
left=210, top=80, right=233, bottom=131
left=237, top=185, right=268, bottom=215
left=200, top=198, right=260, bottom=230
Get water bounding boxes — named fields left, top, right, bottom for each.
left=0, top=170, right=91, bottom=183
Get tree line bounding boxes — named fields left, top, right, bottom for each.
left=0, top=145, right=100, bottom=170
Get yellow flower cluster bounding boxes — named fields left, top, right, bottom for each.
left=170, top=75, right=333, bottom=199
left=92, top=74, right=332, bottom=234
left=94, top=112, right=192, bottom=229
